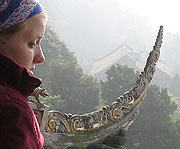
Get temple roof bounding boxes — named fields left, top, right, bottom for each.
left=90, top=43, right=133, bottom=75
left=90, top=43, right=172, bottom=77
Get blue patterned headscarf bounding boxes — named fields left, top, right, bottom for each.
left=0, top=0, right=44, bottom=31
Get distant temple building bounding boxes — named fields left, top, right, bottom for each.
left=90, top=43, right=172, bottom=88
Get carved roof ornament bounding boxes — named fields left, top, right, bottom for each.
left=33, top=26, right=163, bottom=148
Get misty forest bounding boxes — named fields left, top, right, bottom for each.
left=33, top=0, right=180, bottom=149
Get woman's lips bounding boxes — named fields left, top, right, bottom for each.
left=28, top=70, right=34, bottom=75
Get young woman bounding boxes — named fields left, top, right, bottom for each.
left=0, top=0, right=47, bottom=148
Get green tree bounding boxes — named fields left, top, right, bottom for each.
left=126, top=86, right=178, bottom=149
left=100, top=64, right=138, bottom=104
left=48, top=60, right=99, bottom=114
left=41, top=95, right=63, bottom=111
left=101, top=64, right=180, bottom=148
left=169, top=73, right=180, bottom=97
left=34, top=26, right=76, bottom=87
left=34, top=26, right=99, bottom=114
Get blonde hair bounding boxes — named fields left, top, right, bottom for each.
left=0, top=11, right=47, bottom=40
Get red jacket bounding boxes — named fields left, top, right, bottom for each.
left=0, top=53, right=44, bottom=149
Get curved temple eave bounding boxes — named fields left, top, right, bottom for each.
left=33, top=26, right=163, bottom=148
left=45, top=26, right=163, bottom=135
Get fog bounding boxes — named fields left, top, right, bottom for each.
left=40, top=0, right=180, bottom=76
left=41, top=0, right=155, bottom=56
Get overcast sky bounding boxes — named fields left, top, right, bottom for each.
left=118, top=0, right=180, bottom=34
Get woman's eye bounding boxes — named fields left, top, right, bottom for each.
left=28, top=42, right=36, bottom=48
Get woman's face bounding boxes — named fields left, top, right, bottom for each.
left=0, top=15, right=46, bottom=73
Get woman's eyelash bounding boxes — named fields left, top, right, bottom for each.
left=28, top=42, right=36, bottom=48
left=31, top=42, right=36, bottom=45
left=28, top=40, right=41, bottom=48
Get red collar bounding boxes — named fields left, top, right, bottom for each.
left=0, top=53, right=41, bottom=97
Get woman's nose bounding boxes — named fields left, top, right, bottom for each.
left=33, top=46, right=45, bottom=64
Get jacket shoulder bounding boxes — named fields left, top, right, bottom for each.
left=0, top=85, right=40, bottom=149
left=0, top=84, right=33, bottom=120
left=0, top=84, right=26, bottom=102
